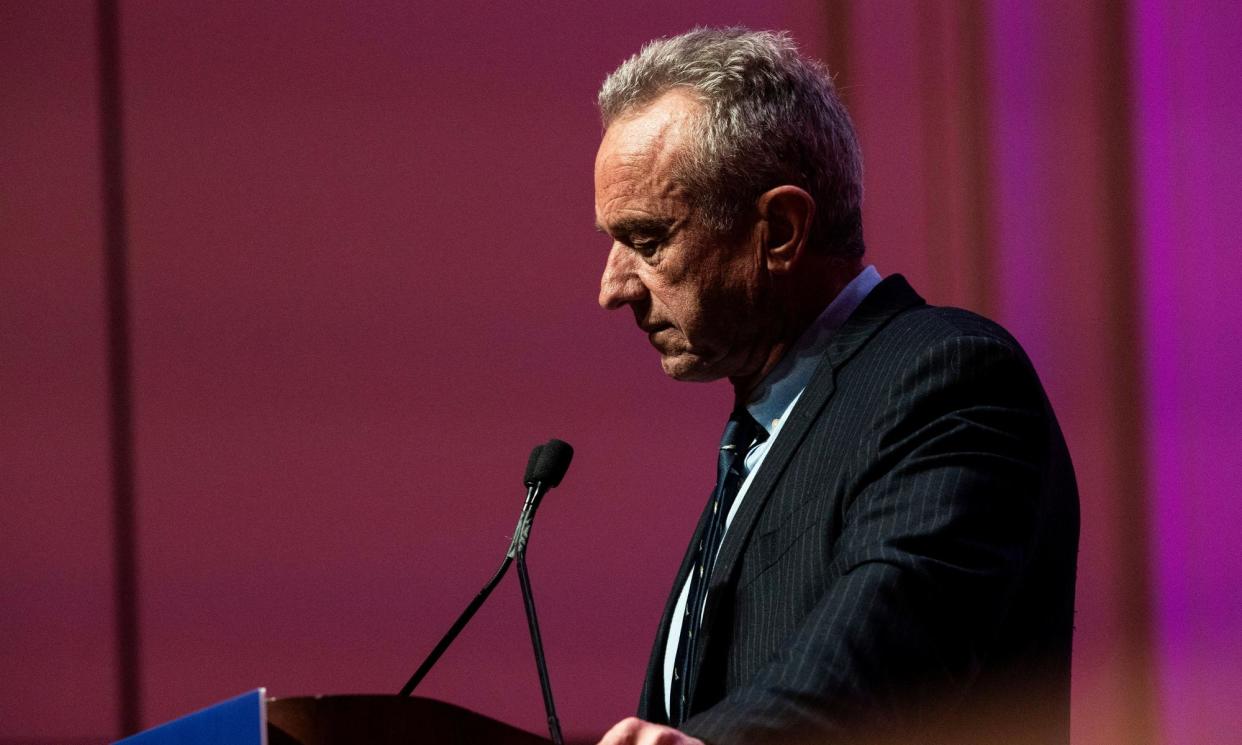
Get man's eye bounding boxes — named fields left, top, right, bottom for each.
left=631, top=239, right=660, bottom=256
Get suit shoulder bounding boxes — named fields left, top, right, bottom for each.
left=841, top=302, right=1043, bottom=394
left=884, top=303, right=1028, bottom=357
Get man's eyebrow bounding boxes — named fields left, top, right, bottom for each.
left=595, top=216, right=674, bottom=237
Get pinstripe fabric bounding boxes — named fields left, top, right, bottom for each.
left=637, top=275, right=1079, bottom=744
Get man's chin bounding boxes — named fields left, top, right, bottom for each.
left=659, top=354, right=723, bottom=382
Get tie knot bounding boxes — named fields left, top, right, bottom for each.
left=720, top=409, right=766, bottom=454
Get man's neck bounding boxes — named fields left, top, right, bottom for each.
left=729, top=259, right=864, bottom=405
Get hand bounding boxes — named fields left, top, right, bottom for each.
left=596, top=717, right=706, bottom=745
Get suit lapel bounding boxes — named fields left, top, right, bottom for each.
left=688, top=275, right=926, bottom=697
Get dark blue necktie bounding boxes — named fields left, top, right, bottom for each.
left=669, top=409, right=765, bottom=725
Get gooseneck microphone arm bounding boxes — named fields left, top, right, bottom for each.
left=516, top=548, right=563, bottom=745
left=397, top=446, right=546, bottom=698
left=398, top=440, right=574, bottom=745
left=396, top=538, right=516, bottom=697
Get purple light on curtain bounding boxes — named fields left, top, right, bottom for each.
left=1133, top=2, right=1242, bottom=744
left=988, top=6, right=1099, bottom=740
left=986, top=3, right=1155, bottom=741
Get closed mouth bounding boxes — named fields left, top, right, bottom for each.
left=640, top=322, right=671, bottom=334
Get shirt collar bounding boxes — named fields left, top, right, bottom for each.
left=745, top=265, right=883, bottom=434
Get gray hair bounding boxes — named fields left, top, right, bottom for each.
left=598, top=27, right=864, bottom=256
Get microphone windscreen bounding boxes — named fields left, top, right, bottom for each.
left=524, top=444, right=545, bottom=487
left=533, top=439, right=574, bottom=487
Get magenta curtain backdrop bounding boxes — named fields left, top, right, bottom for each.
left=2, top=2, right=1238, bottom=743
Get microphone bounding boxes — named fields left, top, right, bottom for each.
left=531, top=439, right=573, bottom=487
left=398, top=439, right=572, bottom=745
left=510, top=439, right=573, bottom=558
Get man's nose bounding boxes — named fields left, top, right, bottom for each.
left=599, top=244, right=645, bottom=310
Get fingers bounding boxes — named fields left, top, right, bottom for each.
left=596, top=717, right=706, bottom=745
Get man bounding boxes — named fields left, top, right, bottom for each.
left=591, top=28, right=1079, bottom=745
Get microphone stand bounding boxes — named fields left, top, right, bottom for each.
left=399, top=440, right=571, bottom=745
left=397, top=483, right=538, bottom=698
left=399, top=480, right=566, bottom=745
left=396, top=554, right=514, bottom=697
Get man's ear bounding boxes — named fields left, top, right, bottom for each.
left=755, top=185, right=815, bottom=275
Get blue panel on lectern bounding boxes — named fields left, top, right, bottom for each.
left=113, top=688, right=265, bottom=745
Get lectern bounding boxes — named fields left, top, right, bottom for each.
left=113, top=689, right=551, bottom=745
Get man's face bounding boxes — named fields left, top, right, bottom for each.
left=595, top=90, right=765, bottom=382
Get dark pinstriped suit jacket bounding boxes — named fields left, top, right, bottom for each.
left=638, top=276, right=1079, bottom=744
